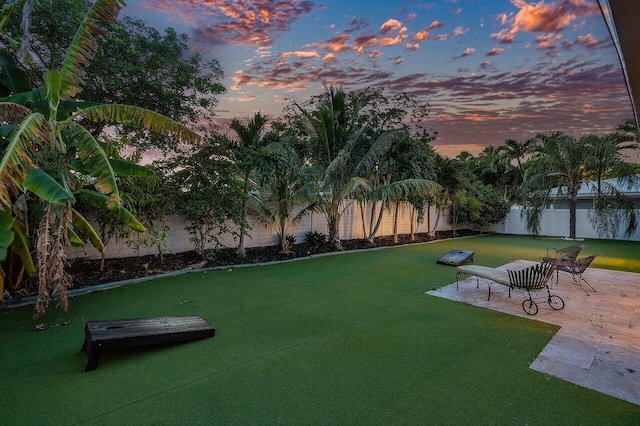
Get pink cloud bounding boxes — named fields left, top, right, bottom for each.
left=381, top=19, right=403, bottom=34
left=142, top=0, right=314, bottom=46
left=486, top=47, right=504, bottom=56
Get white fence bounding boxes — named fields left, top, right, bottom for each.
left=491, top=207, right=640, bottom=241
left=67, top=203, right=455, bottom=260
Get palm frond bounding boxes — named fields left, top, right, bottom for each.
left=77, top=104, right=200, bottom=145
left=0, top=112, right=48, bottom=209
left=366, top=179, right=441, bottom=202
left=59, top=0, right=124, bottom=99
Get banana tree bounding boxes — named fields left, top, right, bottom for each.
left=0, top=0, right=200, bottom=315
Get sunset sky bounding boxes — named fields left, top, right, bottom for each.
left=122, top=0, right=633, bottom=157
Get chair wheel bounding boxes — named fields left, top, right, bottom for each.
left=522, top=299, right=538, bottom=315
left=548, top=295, right=564, bottom=310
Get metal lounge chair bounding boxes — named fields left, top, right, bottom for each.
left=456, top=261, right=564, bottom=315
left=507, top=261, right=564, bottom=315
left=554, top=254, right=598, bottom=295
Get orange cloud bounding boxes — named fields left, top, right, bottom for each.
left=492, top=0, right=599, bottom=44
left=381, top=19, right=403, bottom=34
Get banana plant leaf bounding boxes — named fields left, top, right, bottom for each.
left=64, top=122, right=121, bottom=209
left=0, top=208, right=15, bottom=261
left=78, top=189, right=146, bottom=232
left=66, top=223, right=84, bottom=247
left=9, top=218, right=35, bottom=276
left=23, top=168, right=75, bottom=205
left=71, top=207, right=105, bottom=253
left=59, top=0, right=124, bottom=100
left=79, top=104, right=200, bottom=145
left=0, top=50, right=31, bottom=94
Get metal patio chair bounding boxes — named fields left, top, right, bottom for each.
left=555, top=254, right=598, bottom=295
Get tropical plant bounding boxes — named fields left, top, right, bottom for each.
left=522, top=131, right=638, bottom=239
left=230, top=112, right=269, bottom=257
left=292, top=86, right=439, bottom=249
left=0, top=0, right=199, bottom=315
left=165, top=134, right=244, bottom=261
left=247, top=136, right=317, bottom=253
left=2, top=0, right=225, bottom=155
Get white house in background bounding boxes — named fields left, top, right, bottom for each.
left=493, top=174, right=640, bottom=241
left=547, top=174, right=640, bottom=210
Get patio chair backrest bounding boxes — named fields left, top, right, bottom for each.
left=555, top=245, right=585, bottom=261
left=570, top=254, right=598, bottom=273
left=507, top=262, right=555, bottom=290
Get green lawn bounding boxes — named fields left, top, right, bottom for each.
left=2, top=234, right=639, bottom=425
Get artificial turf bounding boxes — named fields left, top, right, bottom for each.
left=1, top=234, right=639, bottom=425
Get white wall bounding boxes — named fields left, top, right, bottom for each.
left=67, top=202, right=454, bottom=259
left=492, top=207, right=640, bottom=241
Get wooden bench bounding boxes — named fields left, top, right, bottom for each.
left=80, top=315, right=216, bottom=371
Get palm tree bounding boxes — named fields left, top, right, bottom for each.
left=585, top=130, right=638, bottom=238
left=297, top=86, right=439, bottom=249
left=523, top=132, right=593, bottom=239
left=0, top=0, right=199, bottom=314
left=229, top=112, right=268, bottom=257
left=248, top=138, right=317, bottom=253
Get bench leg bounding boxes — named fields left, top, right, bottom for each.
left=84, top=347, right=101, bottom=372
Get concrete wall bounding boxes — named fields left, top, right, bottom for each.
left=491, top=207, right=640, bottom=241
left=67, top=202, right=455, bottom=260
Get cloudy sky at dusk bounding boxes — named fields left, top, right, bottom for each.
left=121, top=0, right=632, bottom=157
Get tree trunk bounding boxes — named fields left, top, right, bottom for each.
left=367, top=201, right=385, bottom=244
left=393, top=203, right=400, bottom=244
left=427, top=204, right=432, bottom=237
left=410, top=206, right=416, bottom=242
left=238, top=198, right=248, bottom=257
left=328, top=217, right=342, bottom=250
left=569, top=192, right=577, bottom=239
left=238, top=170, right=250, bottom=257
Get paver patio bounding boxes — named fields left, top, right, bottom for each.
left=427, top=261, right=640, bottom=406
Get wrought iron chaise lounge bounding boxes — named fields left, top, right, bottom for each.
left=456, top=261, right=564, bottom=315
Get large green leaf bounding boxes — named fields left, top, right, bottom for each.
left=9, top=218, right=35, bottom=276
left=79, top=104, right=200, bottom=145
left=0, top=50, right=31, bottom=94
left=23, top=168, right=75, bottom=205
left=44, top=70, right=62, bottom=112
left=0, top=112, right=48, bottom=209
left=108, top=158, right=154, bottom=177
left=64, top=121, right=120, bottom=209
left=70, top=208, right=104, bottom=253
left=78, top=189, right=146, bottom=232
left=59, top=0, right=124, bottom=100
left=0, top=208, right=15, bottom=262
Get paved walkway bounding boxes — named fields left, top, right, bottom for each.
left=427, top=260, right=640, bottom=406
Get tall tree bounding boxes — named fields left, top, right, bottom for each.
left=165, top=135, right=244, bottom=261
left=2, top=0, right=225, bottom=154
left=230, top=112, right=269, bottom=257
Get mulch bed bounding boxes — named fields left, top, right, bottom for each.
left=8, top=230, right=483, bottom=298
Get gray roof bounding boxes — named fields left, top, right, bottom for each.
left=549, top=174, right=640, bottom=198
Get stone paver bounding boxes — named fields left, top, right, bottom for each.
left=427, top=260, right=640, bottom=406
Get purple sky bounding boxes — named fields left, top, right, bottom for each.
left=122, top=0, right=633, bottom=158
